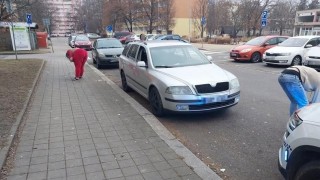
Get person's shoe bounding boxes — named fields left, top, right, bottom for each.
left=72, top=77, right=80, bottom=81
left=79, top=76, right=82, bottom=79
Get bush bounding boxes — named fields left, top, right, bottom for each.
left=208, top=36, right=231, bottom=44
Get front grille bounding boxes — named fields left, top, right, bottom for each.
left=264, top=59, right=281, bottom=63
left=189, top=99, right=235, bottom=110
left=195, top=82, right=229, bottom=93
left=105, top=55, right=113, bottom=57
left=266, top=52, right=281, bottom=56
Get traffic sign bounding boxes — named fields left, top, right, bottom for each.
left=261, top=20, right=267, bottom=27
left=261, top=10, right=268, bottom=19
left=201, top=16, right=206, bottom=25
left=26, top=14, right=32, bottom=24
left=106, top=25, right=113, bottom=32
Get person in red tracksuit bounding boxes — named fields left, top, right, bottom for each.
left=66, top=48, right=88, bottom=80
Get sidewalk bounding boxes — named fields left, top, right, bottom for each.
left=3, top=46, right=221, bottom=179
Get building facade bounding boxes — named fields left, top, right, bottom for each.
left=294, top=8, right=320, bottom=36
left=47, top=0, right=82, bottom=36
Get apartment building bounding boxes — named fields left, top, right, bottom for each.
left=294, top=8, right=320, bottom=36
left=47, top=0, right=82, bottom=36
left=103, top=0, right=198, bottom=37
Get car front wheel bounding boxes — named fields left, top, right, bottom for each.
left=251, top=52, right=261, bottom=63
left=294, top=160, right=320, bottom=180
left=291, top=56, right=302, bottom=66
left=149, top=87, right=165, bottom=117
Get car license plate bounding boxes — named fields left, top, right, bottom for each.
left=308, top=61, right=320, bottom=65
left=231, top=53, right=237, bottom=57
left=266, top=56, right=275, bottom=60
left=110, top=59, right=118, bottom=62
left=205, top=96, right=226, bottom=103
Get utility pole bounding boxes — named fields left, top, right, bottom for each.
left=6, top=0, right=18, bottom=60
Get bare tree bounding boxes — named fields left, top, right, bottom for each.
left=117, top=0, right=141, bottom=32
left=158, top=0, right=175, bottom=33
left=308, top=0, right=320, bottom=9
left=269, top=0, right=297, bottom=35
left=230, top=1, right=243, bottom=38
left=192, top=0, right=208, bottom=38
left=0, top=0, right=39, bottom=21
left=139, top=0, right=159, bottom=34
left=297, top=0, right=307, bottom=10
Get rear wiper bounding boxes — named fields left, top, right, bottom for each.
left=155, top=65, right=173, bottom=68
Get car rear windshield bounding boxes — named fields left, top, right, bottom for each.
left=97, top=39, right=122, bottom=49
left=75, top=36, right=89, bottom=41
left=278, top=38, right=309, bottom=47
left=245, top=36, right=266, bottom=46
left=150, top=45, right=210, bottom=68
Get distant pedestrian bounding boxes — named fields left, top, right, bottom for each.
left=278, top=65, right=320, bottom=116
left=140, top=33, right=146, bottom=41
left=66, top=48, right=88, bottom=80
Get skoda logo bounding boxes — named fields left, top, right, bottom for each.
left=209, top=82, right=217, bottom=87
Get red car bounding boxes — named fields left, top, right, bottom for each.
left=230, top=35, right=289, bottom=63
left=119, top=34, right=132, bottom=44
left=73, top=35, right=92, bottom=51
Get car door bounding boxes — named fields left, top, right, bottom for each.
left=303, top=38, right=320, bottom=62
left=135, top=46, right=150, bottom=96
left=124, top=44, right=139, bottom=88
left=262, top=37, right=278, bottom=52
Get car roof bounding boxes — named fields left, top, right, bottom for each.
left=130, top=40, right=190, bottom=48
left=290, top=35, right=320, bottom=39
left=97, top=38, right=118, bottom=41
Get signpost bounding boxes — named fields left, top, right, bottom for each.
left=261, top=10, right=268, bottom=27
left=26, top=13, right=32, bottom=50
left=106, top=25, right=113, bottom=37
left=201, top=17, right=206, bottom=48
left=43, top=18, right=54, bottom=52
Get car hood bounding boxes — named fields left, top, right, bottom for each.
left=297, top=103, right=320, bottom=124
left=307, top=47, right=320, bottom=57
left=155, top=64, right=235, bottom=85
left=266, top=46, right=302, bottom=53
left=97, top=48, right=124, bottom=55
left=233, top=44, right=258, bottom=51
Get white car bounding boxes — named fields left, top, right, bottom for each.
left=119, top=41, right=240, bottom=116
left=278, top=103, right=320, bottom=180
left=304, top=45, right=320, bottom=70
left=263, top=36, right=320, bottom=66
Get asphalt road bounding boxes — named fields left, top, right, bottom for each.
left=60, top=37, right=289, bottom=180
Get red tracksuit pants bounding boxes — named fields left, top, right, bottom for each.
left=73, top=49, right=88, bottom=78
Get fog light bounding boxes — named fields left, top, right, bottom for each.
left=176, top=104, right=189, bottom=111
left=235, top=97, right=240, bottom=102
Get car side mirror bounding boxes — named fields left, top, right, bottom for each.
left=137, top=61, right=147, bottom=67
left=305, top=44, right=313, bottom=48
left=207, top=56, right=213, bottom=61
left=263, top=42, right=270, bottom=46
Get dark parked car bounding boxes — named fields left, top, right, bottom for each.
left=156, top=34, right=188, bottom=43
left=91, top=38, right=124, bottom=69
left=68, top=34, right=77, bottom=47
left=73, top=35, right=92, bottom=51
left=113, top=31, right=133, bottom=39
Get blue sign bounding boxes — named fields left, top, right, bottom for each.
left=26, top=14, right=32, bottom=24
left=261, top=20, right=267, bottom=27
left=261, top=10, right=268, bottom=19
left=106, top=25, right=113, bottom=32
left=201, top=16, right=206, bottom=25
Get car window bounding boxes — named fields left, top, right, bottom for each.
left=279, top=38, right=309, bottom=47
left=122, top=44, right=131, bottom=56
left=307, top=38, right=319, bottom=47
left=277, top=37, right=287, bottom=44
left=266, top=38, right=277, bottom=45
left=150, top=45, right=210, bottom=68
left=127, top=44, right=139, bottom=60
left=173, top=35, right=180, bottom=40
left=93, top=41, right=97, bottom=48
left=75, top=36, right=89, bottom=41
left=137, top=46, right=148, bottom=65
left=96, top=39, right=122, bottom=49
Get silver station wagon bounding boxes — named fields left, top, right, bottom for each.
left=119, top=41, right=240, bottom=116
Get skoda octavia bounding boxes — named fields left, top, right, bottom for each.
left=119, top=41, right=240, bottom=116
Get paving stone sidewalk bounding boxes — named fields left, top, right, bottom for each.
left=4, top=50, right=208, bottom=180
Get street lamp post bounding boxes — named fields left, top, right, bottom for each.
left=188, top=0, right=191, bottom=42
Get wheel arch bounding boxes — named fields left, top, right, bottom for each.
left=287, top=145, right=320, bottom=180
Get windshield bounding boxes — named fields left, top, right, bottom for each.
left=245, top=36, right=266, bottom=46
left=75, top=36, right=89, bottom=41
left=97, top=39, right=122, bottom=48
left=278, top=38, right=309, bottom=47
left=150, top=45, right=210, bottom=68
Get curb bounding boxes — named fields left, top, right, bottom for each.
left=87, top=64, right=222, bottom=180
left=0, top=60, right=46, bottom=171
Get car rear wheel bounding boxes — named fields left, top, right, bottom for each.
left=149, top=87, right=165, bottom=117
left=120, top=71, right=132, bottom=92
left=294, top=160, right=320, bottom=180
left=251, top=52, right=261, bottom=63
left=291, top=56, right=302, bottom=66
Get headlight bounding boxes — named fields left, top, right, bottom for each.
left=99, top=53, right=105, bottom=57
left=279, top=53, right=291, bottom=56
left=240, top=48, right=252, bottom=53
left=229, top=78, right=240, bottom=89
left=289, top=112, right=303, bottom=130
left=165, top=86, right=193, bottom=95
